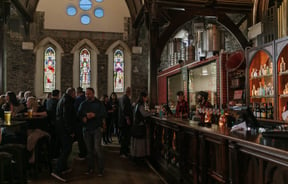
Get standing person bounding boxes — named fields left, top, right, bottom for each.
left=78, top=87, right=106, bottom=176
left=74, top=87, right=87, bottom=160
left=118, top=87, right=133, bottom=158
left=46, top=89, right=60, bottom=159
left=109, top=92, right=119, bottom=140
left=51, top=88, right=76, bottom=182
left=130, top=91, right=154, bottom=162
left=175, top=91, right=189, bottom=119
left=42, top=92, right=52, bottom=111
left=101, top=94, right=113, bottom=144
left=196, top=91, right=213, bottom=123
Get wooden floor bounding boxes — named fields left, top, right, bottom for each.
left=29, top=138, right=166, bottom=184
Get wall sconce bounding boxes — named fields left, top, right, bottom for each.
left=202, top=66, right=208, bottom=76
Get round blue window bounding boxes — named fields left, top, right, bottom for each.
left=81, top=15, right=91, bottom=25
left=66, top=6, right=77, bottom=16
left=94, top=8, right=104, bottom=18
left=95, top=0, right=103, bottom=2
left=79, top=0, right=92, bottom=11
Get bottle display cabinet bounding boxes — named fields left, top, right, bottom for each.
left=277, top=44, right=288, bottom=120
left=248, top=50, right=275, bottom=120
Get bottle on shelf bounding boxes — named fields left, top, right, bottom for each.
left=260, top=103, right=266, bottom=119
left=252, top=85, right=256, bottom=96
left=251, top=68, right=255, bottom=78
left=253, top=103, right=257, bottom=117
left=267, top=102, right=273, bottom=119
left=269, top=61, right=273, bottom=74
left=256, top=103, right=261, bottom=118
left=280, top=57, right=286, bottom=72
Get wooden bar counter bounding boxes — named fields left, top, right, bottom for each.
left=149, top=116, right=288, bottom=184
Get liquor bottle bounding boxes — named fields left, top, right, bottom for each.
left=252, top=85, right=256, bottom=96
left=253, top=103, right=257, bottom=117
left=280, top=57, right=286, bottom=72
left=260, top=103, right=266, bottom=119
left=267, top=103, right=273, bottom=119
left=256, top=103, right=261, bottom=118
left=269, top=61, right=273, bottom=74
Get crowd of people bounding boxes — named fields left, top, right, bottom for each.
left=0, top=86, right=156, bottom=182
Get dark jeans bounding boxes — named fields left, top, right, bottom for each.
left=55, top=133, right=73, bottom=174
left=83, top=127, right=104, bottom=172
left=75, top=123, right=87, bottom=157
left=49, top=126, right=60, bottom=159
left=119, top=126, right=131, bottom=156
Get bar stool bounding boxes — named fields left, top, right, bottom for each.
left=0, top=144, right=27, bottom=184
left=0, top=152, right=13, bottom=184
left=30, top=135, right=51, bottom=178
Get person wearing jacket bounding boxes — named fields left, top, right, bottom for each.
left=118, top=87, right=133, bottom=158
left=51, top=88, right=76, bottom=182
left=78, top=87, right=106, bottom=176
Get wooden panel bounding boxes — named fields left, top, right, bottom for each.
left=157, top=75, right=167, bottom=105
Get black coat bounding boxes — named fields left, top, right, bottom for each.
left=118, top=94, right=132, bottom=127
left=55, top=93, right=76, bottom=135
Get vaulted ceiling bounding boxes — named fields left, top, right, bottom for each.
left=7, top=0, right=253, bottom=25
left=3, top=0, right=254, bottom=49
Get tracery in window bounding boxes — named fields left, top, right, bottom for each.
left=79, top=0, right=92, bottom=11
left=44, top=47, right=56, bottom=92
left=94, top=7, right=104, bottom=18
left=67, top=6, right=77, bottom=16
left=81, top=14, right=90, bottom=24
left=80, top=48, right=91, bottom=89
left=113, top=49, right=124, bottom=92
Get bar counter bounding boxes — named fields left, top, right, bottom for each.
left=149, top=116, right=288, bottom=184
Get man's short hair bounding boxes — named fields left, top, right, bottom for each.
left=66, top=87, right=75, bottom=96
left=176, top=91, right=184, bottom=96
left=86, top=87, right=95, bottom=94
left=52, top=89, right=60, bottom=97
left=77, top=87, right=83, bottom=93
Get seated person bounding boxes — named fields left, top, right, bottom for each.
left=26, top=96, right=47, bottom=117
left=2, top=91, right=25, bottom=116
left=26, top=97, right=48, bottom=131
left=175, top=91, right=189, bottom=118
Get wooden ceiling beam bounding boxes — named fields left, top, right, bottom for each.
left=11, top=0, right=39, bottom=22
left=156, top=0, right=253, bottom=13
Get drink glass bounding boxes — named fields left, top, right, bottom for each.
left=4, top=111, right=11, bottom=124
left=28, top=109, right=33, bottom=118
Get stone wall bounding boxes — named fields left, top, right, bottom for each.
left=4, top=12, right=150, bottom=102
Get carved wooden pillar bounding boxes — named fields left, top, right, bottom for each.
left=0, top=0, right=10, bottom=93
left=148, top=0, right=160, bottom=107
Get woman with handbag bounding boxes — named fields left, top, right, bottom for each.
left=130, top=91, right=155, bottom=162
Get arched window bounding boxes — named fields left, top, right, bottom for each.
left=44, top=47, right=56, bottom=92
left=80, top=48, right=91, bottom=89
left=113, top=49, right=124, bottom=92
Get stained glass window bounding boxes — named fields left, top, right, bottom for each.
left=79, top=0, right=92, bottom=11
left=67, top=6, right=77, bottom=16
left=80, top=48, right=91, bottom=89
left=113, top=49, right=124, bottom=92
left=94, top=7, right=104, bottom=18
left=81, top=14, right=90, bottom=24
left=44, top=47, right=56, bottom=92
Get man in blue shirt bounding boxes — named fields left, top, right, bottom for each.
left=78, top=87, right=106, bottom=176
